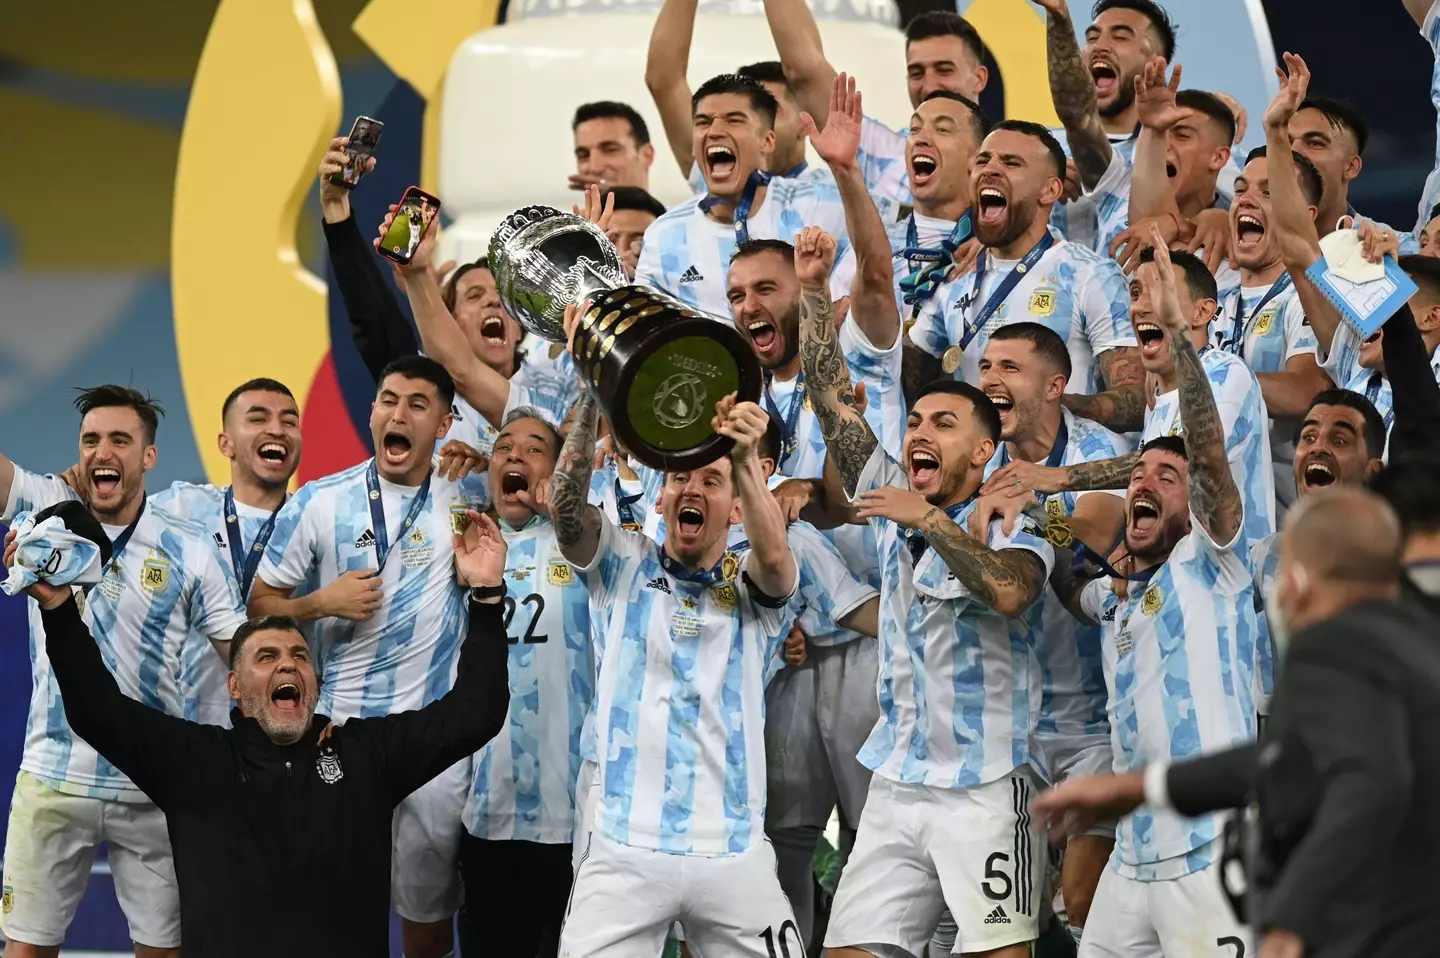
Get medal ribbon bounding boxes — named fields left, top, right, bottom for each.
left=657, top=544, right=738, bottom=587
left=959, top=233, right=1056, bottom=355
left=105, top=495, right=146, bottom=575
left=614, top=477, right=644, bottom=529
left=364, top=460, right=433, bottom=574
left=897, top=212, right=974, bottom=318
left=223, top=486, right=282, bottom=599
left=1219, top=273, right=1292, bottom=356
left=762, top=369, right=807, bottom=472
left=698, top=170, right=773, bottom=244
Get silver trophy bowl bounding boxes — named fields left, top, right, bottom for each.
left=488, top=205, right=629, bottom=342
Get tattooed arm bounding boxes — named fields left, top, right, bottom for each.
left=1040, top=0, right=1112, bottom=189
left=1048, top=545, right=1098, bottom=625
left=917, top=508, right=1047, bottom=618
left=1062, top=346, right=1148, bottom=432
left=1062, top=452, right=1141, bottom=492
left=796, top=228, right=879, bottom=496
left=549, top=392, right=605, bottom=567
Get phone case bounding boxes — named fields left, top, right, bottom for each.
left=377, top=187, right=441, bottom=266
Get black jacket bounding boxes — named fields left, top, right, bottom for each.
left=1165, top=599, right=1440, bottom=957
left=41, top=595, right=510, bottom=958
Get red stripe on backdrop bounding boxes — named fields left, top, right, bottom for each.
left=299, top=350, right=370, bottom=485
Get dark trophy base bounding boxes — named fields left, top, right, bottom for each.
left=573, top=286, right=762, bottom=473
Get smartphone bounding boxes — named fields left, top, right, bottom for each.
left=333, top=116, right=384, bottom=189
left=377, top=187, right=441, bottom=266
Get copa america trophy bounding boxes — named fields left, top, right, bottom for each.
left=489, top=206, right=762, bottom=472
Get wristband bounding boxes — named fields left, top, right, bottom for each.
left=470, top=584, right=506, bottom=601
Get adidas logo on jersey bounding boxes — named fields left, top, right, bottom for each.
left=1101, top=606, right=1117, bottom=622
left=983, top=906, right=1010, bottom=925
left=645, top=576, right=672, bottom=594
left=354, top=529, right=377, bottom=549
left=678, top=265, right=704, bottom=284
left=213, top=532, right=225, bottom=549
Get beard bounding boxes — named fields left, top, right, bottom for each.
left=1124, top=513, right=1190, bottom=563
left=975, top=203, right=1036, bottom=251
left=771, top=303, right=802, bottom=369
left=1098, top=72, right=1138, bottom=118
left=240, top=687, right=316, bottom=746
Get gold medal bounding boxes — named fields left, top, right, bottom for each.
left=942, top=345, right=963, bottom=375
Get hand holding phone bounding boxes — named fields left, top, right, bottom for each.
left=332, top=116, right=384, bottom=189
left=375, top=187, right=442, bottom=267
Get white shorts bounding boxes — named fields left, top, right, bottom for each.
left=825, top=769, right=1046, bottom=957
left=560, top=833, right=798, bottom=958
left=392, top=757, right=471, bottom=923
left=1037, top=734, right=1117, bottom=840
left=765, top=640, right=879, bottom=830
left=1079, top=859, right=1250, bottom=958
left=1, top=772, right=179, bottom=948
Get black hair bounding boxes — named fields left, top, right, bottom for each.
left=377, top=355, right=456, bottom=410
left=987, top=322, right=1073, bottom=380
left=692, top=74, right=779, bottom=130
left=1298, top=96, right=1369, bottom=155
left=499, top=405, right=561, bottom=453
left=762, top=412, right=784, bottom=464
left=989, top=119, right=1067, bottom=180
left=229, top=613, right=305, bottom=669
left=221, top=378, right=295, bottom=422
left=730, top=237, right=796, bottom=264
left=913, top=379, right=1001, bottom=444
left=1301, top=388, right=1387, bottom=461
left=1399, top=254, right=1440, bottom=304
left=920, top=89, right=990, bottom=140
left=74, top=385, right=165, bottom=445
left=902, top=10, right=985, bottom=64
left=1370, top=458, right=1440, bottom=536
left=737, top=61, right=788, bottom=87
left=1243, top=146, right=1325, bottom=207
left=440, top=259, right=527, bottom=376
left=1428, top=203, right=1440, bottom=226
left=603, top=186, right=667, bottom=220
left=1137, top=245, right=1219, bottom=302
left=1175, top=89, right=1236, bottom=146
left=572, top=101, right=652, bottom=146
left=1092, top=0, right=1177, bottom=60
left=1140, top=434, right=1188, bottom=461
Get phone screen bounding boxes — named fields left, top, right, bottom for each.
left=379, top=189, right=440, bottom=265
left=335, top=116, right=384, bottom=188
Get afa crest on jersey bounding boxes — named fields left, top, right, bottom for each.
left=548, top=560, right=574, bottom=586
left=1141, top=585, right=1164, bottom=616
left=1028, top=288, right=1057, bottom=318
left=449, top=503, right=472, bottom=535
left=1253, top=308, right=1276, bottom=336
left=316, top=746, right=343, bottom=785
left=141, top=555, right=170, bottom=595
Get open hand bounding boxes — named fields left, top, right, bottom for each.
left=1142, top=226, right=1186, bottom=334
left=800, top=72, right=863, bottom=170
left=1263, top=52, right=1310, bottom=134
left=1030, top=772, right=1145, bottom=843
left=1186, top=208, right=1233, bottom=274
left=374, top=202, right=437, bottom=271
left=438, top=440, right=489, bottom=481
left=853, top=486, right=934, bottom=529
left=454, top=510, right=507, bottom=589
left=981, top=460, right=1067, bottom=499
left=1134, top=57, right=1185, bottom=131
left=573, top=183, right=616, bottom=236
left=967, top=491, right=1029, bottom=539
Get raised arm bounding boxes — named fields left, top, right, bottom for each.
left=1150, top=236, right=1242, bottom=544
left=795, top=226, right=878, bottom=495
left=1037, top=0, right=1113, bottom=189
left=1380, top=303, right=1440, bottom=461
left=1127, top=57, right=1186, bottom=224
left=548, top=307, right=605, bottom=566
left=384, top=209, right=512, bottom=427
left=644, top=0, right=700, bottom=178
left=761, top=0, right=840, bottom=128
left=318, top=138, right=418, bottom=383
left=715, top=398, right=798, bottom=597
left=802, top=73, right=902, bottom=349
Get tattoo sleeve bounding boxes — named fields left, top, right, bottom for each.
left=800, top=280, right=878, bottom=496
left=549, top=392, right=603, bottom=558
left=918, top=508, right=1046, bottom=618
left=1047, top=545, right=1097, bottom=625
left=1062, top=347, right=1147, bottom=431
left=1062, top=451, right=1140, bottom=491
left=1045, top=8, right=1112, bottom=189
left=1170, top=330, right=1242, bottom=543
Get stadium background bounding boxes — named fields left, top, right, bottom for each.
left=0, top=0, right=1432, bottom=952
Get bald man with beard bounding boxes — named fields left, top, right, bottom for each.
left=1033, top=487, right=1440, bottom=958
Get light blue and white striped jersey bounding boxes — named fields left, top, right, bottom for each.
left=1081, top=518, right=1259, bottom=881
left=908, top=235, right=1135, bottom=393
left=576, top=515, right=794, bottom=855
left=1143, top=349, right=1275, bottom=548
left=149, top=481, right=300, bottom=727
left=1416, top=1, right=1440, bottom=235
left=634, top=174, right=862, bottom=321
left=1084, top=148, right=1233, bottom=262
left=981, top=409, right=1131, bottom=760
left=855, top=446, right=1055, bottom=788
left=4, top=469, right=246, bottom=801
left=1318, top=320, right=1440, bottom=442
left=464, top=517, right=592, bottom=844
left=257, top=460, right=487, bottom=721
left=1212, top=281, right=1315, bottom=375
left=759, top=520, right=876, bottom=649
left=1249, top=532, right=1281, bottom=716
left=857, top=114, right=913, bottom=208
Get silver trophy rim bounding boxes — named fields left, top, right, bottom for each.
left=488, top=208, right=627, bottom=342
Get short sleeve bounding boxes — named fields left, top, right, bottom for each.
left=257, top=486, right=322, bottom=591
left=1317, top=313, right=1363, bottom=380
left=189, top=537, right=247, bottom=643
left=906, top=291, right=954, bottom=359
left=790, top=524, right=877, bottom=634
left=3, top=467, right=80, bottom=522
left=505, top=377, right=572, bottom=430
left=634, top=223, right=663, bottom=288
left=1079, top=578, right=1109, bottom=623
left=738, top=549, right=797, bottom=643
left=986, top=515, right=1056, bottom=583
left=573, top=511, right=648, bottom=600
left=854, top=443, right=908, bottom=499
left=1281, top=295, right=1318, bottom=362
left=1185, top=510, right=1253, bottom=595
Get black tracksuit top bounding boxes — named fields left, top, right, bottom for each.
left=39, top=595, right=510, bottom=957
